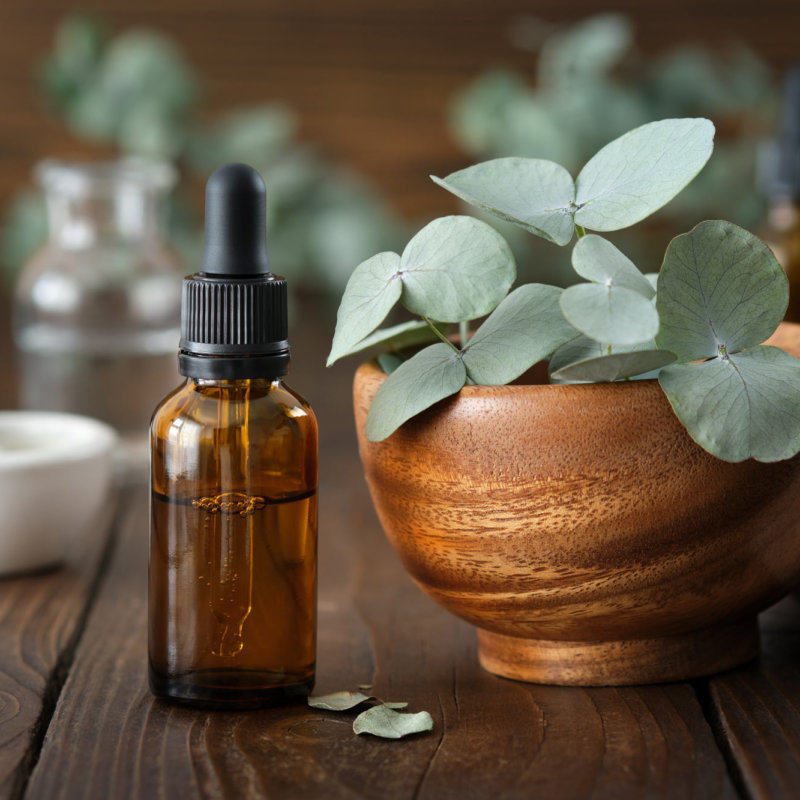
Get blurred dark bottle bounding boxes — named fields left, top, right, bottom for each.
left=762, top=67, right=800, bottom=321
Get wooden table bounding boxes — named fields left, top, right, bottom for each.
left=1, top=296, right=800, bottom=800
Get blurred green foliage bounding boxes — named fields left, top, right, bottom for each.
left=2, top=14, right=404, bottom=292
left=449, top=13, right=779, bottom=285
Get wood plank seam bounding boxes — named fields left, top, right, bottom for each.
left=8, top=486, right=131, bottom=800
left=691, top=678, right=751, bottom=800
left=411, top=693, right=445, bottom=799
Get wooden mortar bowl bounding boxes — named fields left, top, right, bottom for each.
left=353, top=323, right=800, bottom=686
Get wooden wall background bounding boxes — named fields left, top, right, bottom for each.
left=0, top=0, right=799, bottom=223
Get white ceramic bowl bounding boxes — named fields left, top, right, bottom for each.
left=0, top=411, right=117, bottom=575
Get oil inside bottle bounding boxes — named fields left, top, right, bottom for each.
left=149, top=487, right=317, bottom=707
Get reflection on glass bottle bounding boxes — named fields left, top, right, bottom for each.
left=13, top=159, right=183, bottom=462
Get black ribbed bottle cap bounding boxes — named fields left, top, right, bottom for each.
left=179, top=163, right=290, bottom=380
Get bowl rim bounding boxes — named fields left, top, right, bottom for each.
left=356, top=357, right=661, bottom=398
left=0, top=411, right=118, bottom=471
left=355, top=320, right=800, bottom=402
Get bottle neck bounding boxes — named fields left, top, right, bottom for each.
left=45, top=186, right=164, bottom=250
left=36, top=160, right=175, bottom=251
left=179, top=351, right=290, bottom=381
left=193, top=377, right=282, bottom=389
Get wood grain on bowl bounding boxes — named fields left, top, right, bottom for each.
left=353, top=322, right=800, bottom=685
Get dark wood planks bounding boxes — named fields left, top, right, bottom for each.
left=26, top=461, right=738, bottom=798
left=0, top=490, right=119, bottom=799
left=8, top=298, right=749, bottom=799
left=354, top=527, right=738, bottom=800
left=706, top=597, right=800, bottom=800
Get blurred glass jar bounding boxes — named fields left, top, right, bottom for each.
left=13, top=159, right=184, bottom=466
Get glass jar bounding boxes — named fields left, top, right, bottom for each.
left=13, top=159, right=184, bottom=466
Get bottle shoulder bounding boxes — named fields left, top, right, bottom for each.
left=151, top=379, right=317, bottom=439
left=151, top=378, right=318, bottom=496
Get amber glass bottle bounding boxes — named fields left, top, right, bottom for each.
left=149, top=164, right=318, bottom=708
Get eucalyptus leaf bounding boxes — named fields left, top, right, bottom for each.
left=551, top=348, right=676, bottom=383
left=186, top=105, right=296, bottom=171
left=399, top=216, right=516, bottom=321
left=430, top=159, right=576, bottom=246
left=500, top=96, right=576, bottom=164
left=548, top=335, right=604, bottom=376
left=448, top=68, right=531, bottom=157
left=377, top=353, right=405, bottom=375
left=334, top=319, right=444, bottom=361
left=327, top=252, right=402, bottom=365
left=560, top=282, right=659, bottom=345
left=353, top=705, right=434, bottom=739
left=655, top=220, right=788, bottom=362
left=658, top=346, right=800, bottom=462
left=308, top=692, right=374, bottom=711
left=462, top=284, right=577, bottom=384
left=538, top=13, right=634, bottom=88
left=366, top=343, right=467, bottom=441
left=571, top=234, right=654, bottom=298
left=574, top=118, right=715, bottom=231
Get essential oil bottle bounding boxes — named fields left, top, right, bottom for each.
left=148, top=163, right=318, bottom=709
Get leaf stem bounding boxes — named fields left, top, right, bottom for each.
left=575, top=224, right=587, bottom=239
left=459, top=320, right=469, bottom=349
left=423, top=317, right=460, bottom=353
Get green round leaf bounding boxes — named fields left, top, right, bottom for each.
left=331, top=319, right=444, bottom=361
left=560, top=283, right=659, bottom=345
left=655, top=220, right=788, bottom=362
left=430, top=160, right=576, bottom=246
left=186, top=105, right=296, bottom=171
left=327, top=252, right=402, bottom=365
left=448, top=69, right=529, bottom=156
left=552, top=349, right=676, bottom=383
left=574, top=118, right=715, bottom=231
left=462, top=284, right=577, bottom=384
left=399, top=216, right=516, bottom=321
left=308, top=692, right=373, bottom=711
left=548, top=335, right=603, bottom=375
left=538, top=13, right=633, bottom=88
left=353, top=705, right=434, bottom=739
left=571, top=234, right=654, bottom=298
left=365, top=343, right=467, bottom=441
left=658, top=346, right=800, bottom=462
left=377, top=353, right=404, bottom=375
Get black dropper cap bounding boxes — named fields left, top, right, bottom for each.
left=178, top=163, right=289, bottom=380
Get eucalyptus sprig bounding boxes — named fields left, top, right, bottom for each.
left=329, top=118, right=800, bottom=463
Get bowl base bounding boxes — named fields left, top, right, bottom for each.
left=477, top=619, right=759, bottom=686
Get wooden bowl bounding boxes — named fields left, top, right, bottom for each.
left=353, top=323, right=800, bottom=686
